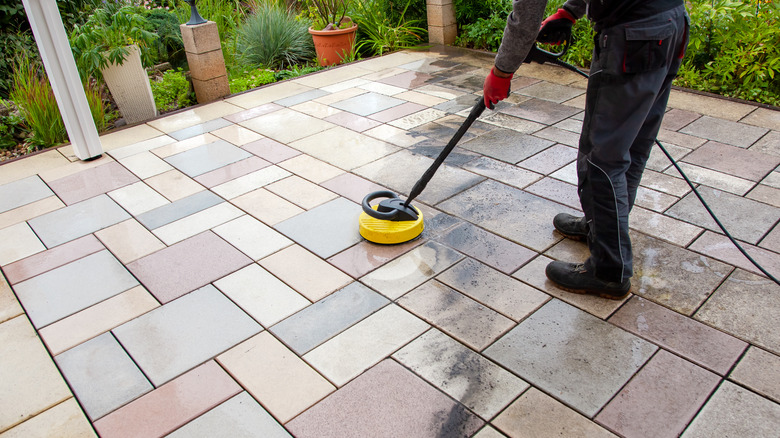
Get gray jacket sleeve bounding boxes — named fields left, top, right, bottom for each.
left=494, top=0, right=587, bottom=74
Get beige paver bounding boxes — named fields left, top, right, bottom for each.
left=95, top=219, right=166, bottom=264
left=260, top=245, right=351, bottom=302
left=0, top=398, right=95, bottom=438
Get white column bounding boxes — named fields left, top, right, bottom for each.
left=21, top=0, right=103, bottom=160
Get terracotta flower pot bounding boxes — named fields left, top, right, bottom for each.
left=308, top=23, right=358, bottom=67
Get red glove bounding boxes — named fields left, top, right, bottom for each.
left=483, top=68, right=513, bottom=110
left=538, top=8, right=576, bottom=44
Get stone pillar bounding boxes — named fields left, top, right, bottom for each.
left=427, top=0, right=457, bottom=45
left=180, top=21, right=230, bottom=104
left=21, top=0, right=103, bottom=160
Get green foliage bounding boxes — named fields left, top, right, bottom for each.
left=384, top=0, right=427, bottom=28
left=149, top=69, right=194, bottom=112
left=69, top=5, right=157, bottom=79
left=236, top=2, right=316, bottom=70
left=84, top=80, right=116, bottom=133
left=0, top=0, right=27, bottom=29
left=0, top=102, right=25, bottom=150
left=229, top=69, right=278, bottom=94
left=308, top=0, right=352, bottom=30
left=455, top=13, right=507, bottom=51
left=454, top=0, right=508, bottom=24
left=0, top=32, right=38, bottom=99
left=170, top=0, right=248, bottom=38
left=10, top=56, right=67, bottom=150
left=352, top=0, right=427, bottom=57
left=57, top=0, right=104, bottom=31
left=145, top=8, right=186, bottom=67
left=273, top=64, right=325, bottom=81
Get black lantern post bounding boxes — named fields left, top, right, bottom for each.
left=184, top=0, right=207, bottom=25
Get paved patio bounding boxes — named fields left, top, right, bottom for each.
left=1, top=45, right=779, bottom=437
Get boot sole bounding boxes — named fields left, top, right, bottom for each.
left=554, top=284, right=630, bottom=300
left=556, top=231, right=587, bottom=242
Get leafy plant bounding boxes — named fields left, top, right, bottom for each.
left=352, top=0, right=426, bottom=57
left=149, top=69, right=194, bottom=112
left=273, top=64, right=325, bottom=81
left=69, top=5, right=157, bottom=79
left=0, top=32, right=38, bottom=99
left=84, top=80, right=116, bottom=133
left=236, top=2, right=316, bottom=70
left=0, top=101, right=25, bottom=150
left=10, top=56, right=67, bottom=150
left=145, top=8, right=186, bottom=67
left=455, top=13, right=507, bottom=52
left=229, top=69, right=277, bottom=93
left=308, top=0, right=353, bottom=30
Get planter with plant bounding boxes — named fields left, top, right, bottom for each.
left=70, top=5, right=159, bottom=124
left=307, top=0, right=358, bottom=66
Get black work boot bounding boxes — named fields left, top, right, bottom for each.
left=545, top=261, right=630, bottom=300
left=553, top=213, right=588, bottom=241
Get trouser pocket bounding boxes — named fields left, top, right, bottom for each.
left=623, top=21, right=675, bottom=73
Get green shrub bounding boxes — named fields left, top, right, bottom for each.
left=85, top=80, right=115, bottom=133
left=10, top=56, right=67, bottom=150
left=0, top=102, right=25, bottom=150
left=145, top=8, right=186, bottom=68
left=236, top=3, right=315, bottom=70
left=150, top=70, right=194, bottom=113
left=229, top=69, right=278, bottom=94
left=455, top=13, right=507, bottom=52
left=0, top=32, right=37, bottom=99
left=352, top=0, right=427, bottom=57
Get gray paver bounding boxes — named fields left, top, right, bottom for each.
left=270, top=282, right=389, bottom=354
left=460, top=128, right=554, bottom=163
left=169, top=118, right=234, bottom=141
left=0, top=175, right=54, bottom=214
left=27, top=195, right=131, bottom=248
left=274, top=197, right=363, bottom=258
left=165, top=141, right=253, bottom=177
left=500, top=98, right=581, bottom=125
left=680, top=116, right=769, bottom=148
left=113, top=284, right=262, bottom=386
left=331, top=92, right=405, bottom=116
left=55, top=333, right=152, bottom=420
left=461, top=156, right=543, bottom=189
left=485, top=299, right=657, bottom=417
left=436, top=222, right=537, bottom=275
left=135, top=190, right=222, bottom=230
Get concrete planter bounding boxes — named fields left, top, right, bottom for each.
left=100, top=44, right=157, bottom=124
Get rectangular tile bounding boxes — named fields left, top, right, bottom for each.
left=135, top=190, right=223, bottom=230
left=211, top=166, right=291, bottom=200
left=152, top=202, right=244, bottom=245
left=217, top=332, right=336, bottom=423
left=0, top=398, right=96, bottom=438
left=213, top=215, right=292, bottom=261
left=393, top=329, right=528, bottom=419
left=729, top=346, right=780, bottom=404
left=303, top=304, right=429, bottom=386
left=14, top=250, right=139, bottom=328
left=27, top=195, right=131, bottom=248
left=93, top=361, right=242, bottom=438
left=48, top=162, right=139, bottom=205
left=127, top=231, right=252, bottom=303
left=0, top=175, right=54, bottom=214
left=231, top=188, right=304, bottom=225
left=270, top=282, right=389, bottom=354
left=214, top=264, right=309, bottom=327
left=259, top=245, right=351, bottom=302
left=113, top=285, right=262, bottom=386
left=107, top=181, right=169, bottom=216
left=0, top=196, right=64, bottom=230
left=95, top=219, right=166, bottom=264
left=165, top=140, right=252, bottom=177
left=241, top=138, right=300, bottom=164
left=55, top=333, right=153, bottom=420
left=117, top=151, right=174, bottom=179
left=0, top=275, right=23, bottom=324
left=266, top=175, right=339, bottom=210
left=193, top=156, right=271, bottom=188
left=1, top=235, right=104, bottom=285
left=0, top=222, right=46, bottom=266
left=144, top=169, right=204, bottom=202
left=274, top=198, right=363, bottom=258
left=239, top=108, right=335, bottom=144
left=438, top=223, right=537, bottom=275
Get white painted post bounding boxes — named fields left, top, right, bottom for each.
left=21, top=0, right=103, bottom=160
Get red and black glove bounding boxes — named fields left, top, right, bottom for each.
left=483, top=67, right=513, bottom=110
left=538, top=8, right=576, bottom=44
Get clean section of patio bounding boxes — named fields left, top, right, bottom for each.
left=1, top=45, right=779, bottom=437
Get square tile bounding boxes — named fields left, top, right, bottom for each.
left=393, top=329, right=528, bottom=419
left=595, top=350, right=720, bottom=437
left=213, top=215, right=292, bottom=261
left=210, top=165, right=291, bottom=200
left=493, top=388, right=618, bottom=438
left=288, top=126, right=399, bottom=170
left=127, top=231, right=252, bottom=303
left=1, top=235, right=104, bottom=285
left=93, top=361, right=241, bottom=438
left=242, top=138, right=301, bottom=164
left=286, top=360, right=484, bottom=438
left=0, top=316, right=72, bottom=432
left=611, top=296, right=746, bottom=375
left=239, top=108, right=335, bottom=144
left=0, top=222, right=45, bottom=266
left=291, top=100, right=342, bottom=119
left=439, top=180, right=580, bottom=252
left=695, top=269, right=780, bottom=354
left=38, top=285, right=158, bottom=356
left=135, top=190, right=223, bottom=230
left=55, top=333, right=152, bottom=420
left=266, top=175, right=338, bottom=209
left=107, top=181, right=169, bottom=216
left=164, top=140, right=253, bottom=177
left=485, top=299, right=657, bottom=417
left=331, top=92, right=405, bottom=116
left=95, top=219, right=166, bottom=264
left=398, top=280, right=514, bottom=350
left=729, top=346, right=780, bottom=404
left=681, top=381, right=780, bottom=438
left=213, top=264, right=309, bottom=327
left=360, top=241, right=464, bottom=300
left=166, top=392, right=291, bottom=438
left=260, top=245, right=351, bottom=302
left=438, top=258, right=549, bottom=321
left=303, top=305, right=429, bottom=386
left=113, top=285, right=262, bottom=386
left=217, top=332, right=335, bottom=423
left=14, top=250, right=139, bottom=328
left=270, top=282, right=388, bottom=354
left=27, top=195, right=131, bottom=248
left=666, top=186, right=779, bottom=245
left=231, top=188, right=304, bottom=225
left=0, top=175, right=54, bottom=214
left=460, top=128, right=554, bottom=164
left=274, top=198, right=363, bottom=258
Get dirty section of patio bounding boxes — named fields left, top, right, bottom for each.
left=1, top=45, right=779, bottom=437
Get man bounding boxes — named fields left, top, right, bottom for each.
left=483, top=0, right=689, bottom=299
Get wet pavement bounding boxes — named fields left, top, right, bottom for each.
left=1, top=45, right=779, bottom=437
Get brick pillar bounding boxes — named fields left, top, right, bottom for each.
left=180, top=21, right=230, bottom=104
left=427, top=0, right=457, bottom=45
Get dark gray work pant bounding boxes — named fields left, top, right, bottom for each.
left=578, top=4, right=689, bottom=283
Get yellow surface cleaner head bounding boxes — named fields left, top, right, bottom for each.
left=359, top=191, right=424, bottom=244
